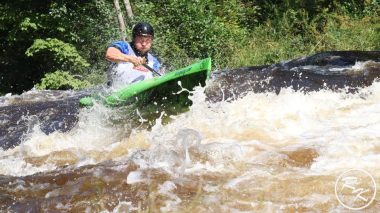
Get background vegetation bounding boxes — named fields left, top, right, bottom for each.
left=1, top=0, right=379, bottom=94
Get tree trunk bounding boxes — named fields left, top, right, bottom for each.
left=113, top=0, right=127, bottom=40
left=122, top=0, right=134, bottom=19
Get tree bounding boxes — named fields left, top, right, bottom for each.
left=123, top=0, right=134, bottom=19
left=113, top=0, right=127, bottom=40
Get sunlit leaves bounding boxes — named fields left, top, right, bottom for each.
left=36, top=70, right=91, bottom=90
left=26, top=38, right=89, bottom=73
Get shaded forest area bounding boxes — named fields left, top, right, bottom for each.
left=0, top=0, right=379, bottom=94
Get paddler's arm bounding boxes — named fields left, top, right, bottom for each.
left=105, top=47, right=145, bottom=67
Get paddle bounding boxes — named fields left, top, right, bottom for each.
left=143, top=64, right=161, bottom=76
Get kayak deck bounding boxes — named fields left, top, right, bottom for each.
left=79, top=58, right=211, bottom=107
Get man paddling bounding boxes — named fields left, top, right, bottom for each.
left=105, top=22, right=161, bottom=87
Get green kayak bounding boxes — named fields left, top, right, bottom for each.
left=79, top=58, right=212, bottom=107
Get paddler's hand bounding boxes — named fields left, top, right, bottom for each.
left=128, top=56, right=146, bottom=67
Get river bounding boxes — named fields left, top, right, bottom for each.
left=0, top=51, right=379, bottom=212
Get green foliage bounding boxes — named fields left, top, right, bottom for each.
left=20, top=17, right=38, bottom=31
left=36, top=70, right=91, bottom=90
left=227, top=14, right=380, bottom=68
left=25, top=38, right=90, bottom=74
left=0, top=0, right=117, bottom=94
left=197, top=0, right=379, bottom=68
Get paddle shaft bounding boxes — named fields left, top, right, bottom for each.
left=143, top=64, right=161, bottom=76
